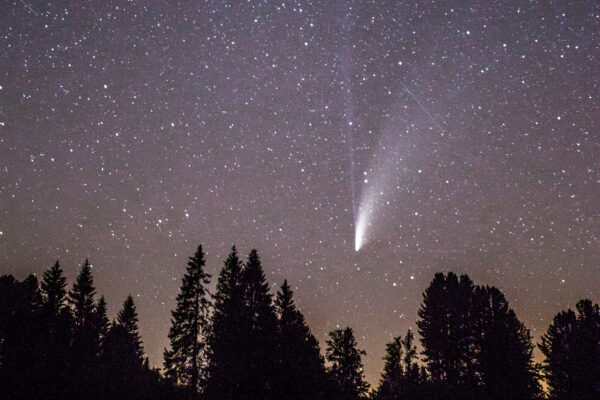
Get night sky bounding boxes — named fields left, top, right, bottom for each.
left=1, top=0, right=598, bottom=385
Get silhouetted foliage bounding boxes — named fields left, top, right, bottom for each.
left=118, top=294, right=144, bottom=356
left=0, top=252, right=595, bottom=399
left=204, top=246, right=245, bottom=400
left=540, top=299, right=600, bottom=400
left=418, top=272, right=539, bottom=400
left=163, top=244, right=212, bottom=396
left=375, top=329, right=427, bottom=400
left=274, top=279, right=329, bottom=399
left=473, top=286, right=540, bottom=400
left=326, top=326, right=370, bottom=399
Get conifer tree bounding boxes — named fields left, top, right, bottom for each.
left=68, top=260, right=101, bottom=397
left=376, top=335, right=403, bottom=399
left=376, top=329, right=422, bottom=400
left=474, top=286, right=539, bottom=400
left=41, top=260, right=68, bottom=315
left=417, top=272, right=478, bottom=397
left=39, top=260, right=72, bottom=397
left=95, top=295, right=110, bottom=343
left=163, top=244, right=211, bottom=395
left=237, top=249, right=279, bottom=399
left=540, top=299, right=600, bottom=400
left=117, top=294, right=143, bottom=356
left=204, top=246, right=244, bottom=400
left=326, top=327, right=370, bottom=400
left=275, top=280, right=328, bottom=400
left=69, top=259, right=97, bottom=328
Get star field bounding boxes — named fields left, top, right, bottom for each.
left=1, top=0, right=598, bottom=384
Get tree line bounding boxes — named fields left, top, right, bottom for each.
left=1, top=244, right=598, bottom=399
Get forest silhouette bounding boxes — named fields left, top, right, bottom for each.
left=1, top=244, right=599, bottom=399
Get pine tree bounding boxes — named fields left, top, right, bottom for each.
left=39, top=260, right=72, bottom=397
left=474, top=286, right=539, bottom=400
left=237, top=249, right=279, bottom=399
left=376, top=335, right=403, bottom=399
left=275, top=280, right=328, bottom=400
left=326, top=327, right=370, bottom=400
left=117, top=294, right=143, bottom=356
left=69, top=259, right=97, bottom=328
left=417, top=272, right=478, bottom=398
left=94, top=295, right=110, bottom=343
left=540, top=299, right=600, bottom=400
left=163, top=244, right=211, bottom=395
left=204, top=245, right=245, bottom=400
left=376, top=329, right=422, bottom=400
left=41, top=260, right=68, bottom=315
left=68, top=259, right=101, bottom=397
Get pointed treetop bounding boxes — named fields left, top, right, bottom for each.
left=41, top=260, right=67, bottom=313
left=70, top=259, right=97, bottom=323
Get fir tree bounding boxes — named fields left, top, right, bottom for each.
left=474, top=286, right=539, bottom=400
left=540, top=299, right=600, bottom=400
left=68, top=260, right=103, bottom=398
left=95, top=295, right=110, bottom=343
left=39, top=260, right=72, bottom=398
left=376, top=335, right=403, bottom=399
left=117, top=294, right=143, bottom=356
left=237, top=249, right=279, bottom=399
left=41, top=260, right=68, bottom=315
left=275, top=280, right=328, bottom=400
left=69, top=259, right=97, bottom=328
left=204, top=245, right=245, bottom=400
left=326, top=327, right=370, bottom=400
left=163, top=244, right=211, bottom=395
left=376, top=329, right=422, bottom=400
left=417, top=272, right=478, bottom=398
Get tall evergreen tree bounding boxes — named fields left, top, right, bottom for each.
left=69, top=259, right=97, bottom=329
left=417, top=272, right=479, bottom=398
left=473, top=286, right=540, bottom=400
left=326, top=327, right=370, bottom=400
left=376, top=335, right=403, bottom=399
left=236, top=249, right=280, bottom=399
left=41, top=260, right=68, bottom=315
left=68, top=259, right=101, bottom=397
left=204, top=246, right=245, bottom=400
left=540, top=299, right=600, bottom=400
left=376, top=329, right=423, bottom=400
left=163, top=244, right=211, bottom=395
left=275, top=280, right=328, bottom=400
left=94, top=295, right=110, bottom=343
left=39, top=261, right=72, bottom=397
left=117, top=294, right=143, bottom=356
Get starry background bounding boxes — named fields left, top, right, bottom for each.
left=1, top=0, right=598, bottom=385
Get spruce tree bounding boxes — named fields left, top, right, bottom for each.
left=41, top=260, right=68, bottom=315
left=69, top=259, right=97, bottom=328
left=39, top=260, right=72, bottom=397
left=163, top=244, right=211, bottom=395
left=94, top=295, right=110, bottom=343
left=376, top=335, right=403, bottom=400
left=417, top=272, right=478, bottom=398
left=204, top=245, right=244, bottom=400
left=275, top=280, right=328, bottom=400
left=237, top=249, right=279, bottom=399
left=474, top=286, right=539, bottom=400
left=540, top=299, right=600, bottom=400
left=117, top=294, right=143, bottom=356
left=68, top=260, right=100, bottom=397
left=376, top=329, right=422, bottom=400
left=326, top=327, right=370, bottom=400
